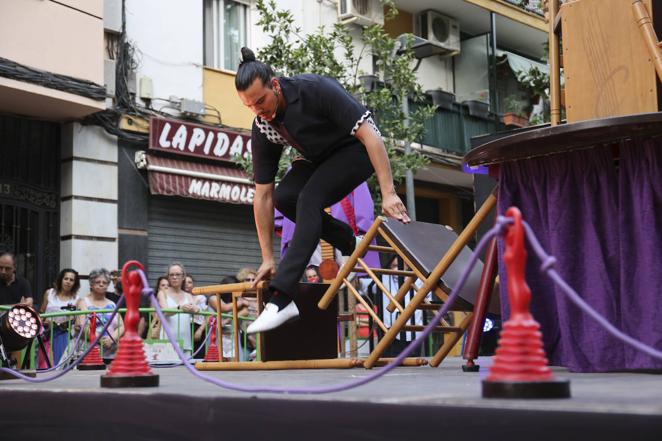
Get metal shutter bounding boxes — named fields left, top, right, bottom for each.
left=147, top=195, right=279, bottom=287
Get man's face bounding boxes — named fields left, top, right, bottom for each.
left=0, top=255, right=16, bottom=283
left=237, top=77, right=280, bottom=122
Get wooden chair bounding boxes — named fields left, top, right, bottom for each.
left=318, top=193, right=499, bottom=369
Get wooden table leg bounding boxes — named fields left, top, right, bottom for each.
left=462, top=237, right=498, bottom=372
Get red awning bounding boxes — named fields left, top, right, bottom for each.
left=146, top=154, right=254, bottom=205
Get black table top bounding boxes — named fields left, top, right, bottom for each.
left=464, top=112, right=662, bottom=166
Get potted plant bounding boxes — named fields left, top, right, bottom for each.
left=426, top=88, right=455, bottom=110
left=463, top=99, right=490, bottom=119
left=502, top=95, right=529, bottom=128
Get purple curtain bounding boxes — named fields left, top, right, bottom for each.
left=498, top=146, right=625, bottom=372
left=618, top=138, right=662, bottom=370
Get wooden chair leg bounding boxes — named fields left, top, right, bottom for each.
left=430, top=313, right=473, bottom=367
left=318, top=217, right=384, bottom=310
left=232, top=292, right=240, bottom=362
left=462, top=237, right=498, bottom=372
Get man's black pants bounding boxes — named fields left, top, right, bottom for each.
left=270, top=144, right=374, bottom=301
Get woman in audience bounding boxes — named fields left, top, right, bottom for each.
left=39, top=268, right=80, bottom=366
left=76, top=268, right=124, bottom=361
left=157, top=262, right=199, bottom=355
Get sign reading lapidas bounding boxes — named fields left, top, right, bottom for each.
left=148, top=116, right=251, bottom=162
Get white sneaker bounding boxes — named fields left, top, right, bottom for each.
left=338, top=235, right=363, bottom=282
left=246, top=301, right=300, bottom=334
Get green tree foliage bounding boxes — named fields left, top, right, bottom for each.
left=235, top=0, right=434, bottom=210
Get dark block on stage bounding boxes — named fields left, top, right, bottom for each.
left=261, top=283, right=338, bottom=362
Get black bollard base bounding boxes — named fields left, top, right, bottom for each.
left=100, top=374, right=160, bottom=388
left=482, top=379, right=571, bottom=399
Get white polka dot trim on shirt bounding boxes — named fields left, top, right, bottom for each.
left=255, top=117, right=289, bottom=146
left=350, top=111, right=381, bottom=137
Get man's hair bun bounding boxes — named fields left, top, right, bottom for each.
left=236, top=47, right=275, bottom=91
left=240, top=47, right=257, bottom=65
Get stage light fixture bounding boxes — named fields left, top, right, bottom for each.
left=0, top=304, right=42, bottom=364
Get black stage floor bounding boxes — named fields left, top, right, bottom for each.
left=1, top=357, right=661, bottom=441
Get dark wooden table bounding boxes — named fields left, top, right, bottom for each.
left=465, top=112, right=662, bottom=166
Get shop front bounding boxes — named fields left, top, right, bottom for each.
left=119, top=116, right=276, bottom=287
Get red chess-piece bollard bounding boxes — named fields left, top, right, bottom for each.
left=482, top=207, right=570, bottom=399
left=77, top=312, right=106, bottom=370
left=203, top=317, right=221, bottom=362
left=101, top=260, right=159, bottom=388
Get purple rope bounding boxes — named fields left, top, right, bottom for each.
left=136, top=220, right=502, bottom=394
left=37, top=316, right=90, bottom=372
left=0, top=296, right=124, bottom=382
left=519, top=218, right=662, bottom=361
left=151, top=323, right=213, bottom=368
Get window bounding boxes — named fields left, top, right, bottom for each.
left=204, top=0, right=248, bottom=71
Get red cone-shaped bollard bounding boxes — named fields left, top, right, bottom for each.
left=482, top=207, right=570, bottom=399
left=101, top=261, right=159, bottom=388
left=203, top=317, right=221, bottom=362
left=77, top=312, right=106, bottom=370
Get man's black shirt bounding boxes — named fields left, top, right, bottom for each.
left=0, top=276, right=33, bottom=305
left=251, top=74, right=371, bottom=184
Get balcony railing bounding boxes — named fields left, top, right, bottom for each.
left=412, top=101, right=500, bottom=156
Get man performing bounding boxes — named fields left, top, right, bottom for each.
left=236, top=47, right=409, bottom=334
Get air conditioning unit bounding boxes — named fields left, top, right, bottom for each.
left=338, top=0, right=384, bottom=27
left=416, top=10, right=461, bottom=56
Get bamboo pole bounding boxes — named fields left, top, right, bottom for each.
left=357, top=357, right=429, bottom=367
left=364, top=193, right=497, bottom=369
left=549, top=0, right=561, bottom=125
left=215, top=293, right=223, bottom=362
left=430, top=312, right=474, bottom=367
left=195, top=358, right=358, bottom=370
left=232, top=292, right=240, bottom=362
left=192, top=281, right=267, bottom=296
left=633, top=0, right=662, bottom=83
left=356, top=257, right=404, bottom=313
left=319, top=217, right=384, bottom=309
left=346, top=278, right=388, bottom=334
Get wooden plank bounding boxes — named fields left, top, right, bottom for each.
left=562, top=0, right=657, bottom=122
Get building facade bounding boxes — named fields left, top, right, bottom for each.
left=0, top=0, right=547, bottom=301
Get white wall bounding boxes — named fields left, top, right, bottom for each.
left=416, top=56, right=454, bottom=93
left=125, top=0, right=204, bottom=105
left=248, top=0, right=374, bottom=81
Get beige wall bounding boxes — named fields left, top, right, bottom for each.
left=203, top=67, right=254, bottom=130
left=0, top=0, right=103, bottom=84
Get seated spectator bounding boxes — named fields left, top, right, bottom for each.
left=39, top=268, right=80, bottom=367
left=157, top=263, right=199, bottom=355
left=76, top=268, right=124, bottom=361
left=146, top=276, right=169, bottom=339
left=0, top=251, right=33, bottom=306
left=303, top=265, right=321, bottom=283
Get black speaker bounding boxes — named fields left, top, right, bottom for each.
left=261, top=283, right=338, bottom=361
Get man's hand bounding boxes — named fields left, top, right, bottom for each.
left=381, top=191, right=411, bottom=223
left=20, top=296, right=33, bottom=307
left=253, top=259, right=276, bottom=287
